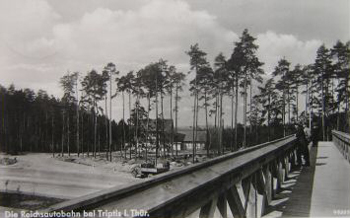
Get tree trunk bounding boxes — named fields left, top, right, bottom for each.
left=52, top=113, right=54, bottom=157
left=231, top=90, right=234, bottom=151
left=345, top=76, right=349, bottom=131
left=268, top=94, right=271, bottom=141
left=296, top=86, right=299, bottom=122
left=161, top=91, right=165, bottom=157
left=76, top=80, right=80, bottom=157
left=135, top=90, right=140, bottom=158
left=337, top=102, right=340, bottom=130
left=217, top=92, right=221, bottom=155
left=192, top=87, right=197, bottom=163
left=98, top=132, right=101, bottom=157
left=305, top=83, right=308, bottom=120
left=205, top=91, right=209, bottom=156
left=155, top=80, right=159, bottom=166
left=214, top=95, right=218, bottom=128
left=308, top=82, right=312, bottom=130
left=195, top=91, right=199, bottom=158
left=128, top=93, right=132, bottom=159
left=220, top=91, right=223, bottom=154
left=87, top=108, right=91, bottom=157
left=282, top=90, right=286, bottom=137
left=45, top=111, right=49, bottom=152
left=81, top=112, right=84, bottom=157
left=243, top=74, right=248, bottom=147
left=105, top=96, right=108, bottom=160
left=94, top=101, right=97, bottom=158
left=249, top=82, right=253, bottom=135
left=321, top=77, right=326, bottom=141
left=145, top=93, right=150, bottom=163
left=175, top=85, right=179, bottom=156
left=109, top=75, right=113, bottom=161
left=61, top=112, right=64, bottom=156
left=67, top=111, right=70, bottom=156
left=170, top=90, right=174, bottom=156
left=122, top=91, right=126, bottom=158
left=234, top=76, right=239, bottom=149
left=88, top=109, right=91, bottom=157
left=288, top=87, right=291, bottom=125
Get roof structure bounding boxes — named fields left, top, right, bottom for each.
left=177, top=129, right=207, bottom=143
left=174, top=133, right=186, bottom=142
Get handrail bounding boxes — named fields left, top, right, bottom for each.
left=332, top=130, right=350, bottom=163
left=45, top=135, right=297, bottom=218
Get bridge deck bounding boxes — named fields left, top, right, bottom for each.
left=281, top=141, right=350, bottom=217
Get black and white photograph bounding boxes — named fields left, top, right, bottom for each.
left=0, top=0, right=349, bottom=217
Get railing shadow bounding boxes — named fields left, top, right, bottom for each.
left=278, top=145, right=318, bottom=217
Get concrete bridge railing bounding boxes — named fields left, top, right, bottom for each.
left=332, top=130, right=350, bottom=163
left=46, top=135, right=297, bottom=218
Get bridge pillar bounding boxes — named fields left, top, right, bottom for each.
left=264, top=165, right=273, bottom=206
left=289, top=150, right=297, bottom=170
left=255, top=168, right=269, bottom=217
left=277, top=159, right=284, bottom=185
left=227, top=184, right=246, bottom=218
left=282, top=155, right=289, bottom=180
left=247, top=182, right=258, bottom=218
left=199, top=197, right=218, bottom=218
left=237, top=176, right=258, bottom=218
left=217, top=193, right=227, bottom=218
left=271, top=160, right=281, bottom=197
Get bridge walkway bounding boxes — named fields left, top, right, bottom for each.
left=278, top=141, right=350, bottom=217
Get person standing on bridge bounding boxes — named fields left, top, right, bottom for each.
left=304, top=124, right=311, bottom=142
left=296, top=123, right=310, bottom=167
left=311, top=124, right=320, bottom=147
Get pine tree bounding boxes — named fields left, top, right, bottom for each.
left=257, top=78, right=280, bottom=141
left=139, top=62, right=160, bottom=162
left=213, top=53, right=229, bottom=154
left=60, top=72, right=78, bottom=156
left=312, top=45, right=334, bottom=140
left=273, top=58, right=290, bottom=136
left=186, top=43, right=210, bottom=161
left=81, top=70, right=107, bottom=158
left=102, top=62, right=119, bottom=161
left=229, top=29, right=264, bottom=147
left=116, top=71, right=135, bottom=159
left=331, top=41, right=350, bottom=131
left=172, top=71, right=186, bottom=156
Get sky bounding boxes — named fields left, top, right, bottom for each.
left=0, top=0, right=349, bottom=127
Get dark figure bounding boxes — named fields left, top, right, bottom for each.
left=296, top=124, right=310, bottom=166
left=311, top=124, right=319, bottom=147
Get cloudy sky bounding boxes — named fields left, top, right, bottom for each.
left=0, top=0, right=349, bottom=126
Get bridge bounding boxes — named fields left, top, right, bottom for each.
left=46, top=130, right=350, bottom=218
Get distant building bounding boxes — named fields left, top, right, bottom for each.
left=173, top=132, right=185, bottom=151
left=176, top=128, right=207, bottom=150
left=141, top=120, right=207, bottom=151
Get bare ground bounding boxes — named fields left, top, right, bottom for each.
left=0, top=153, right=138, bottom=200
